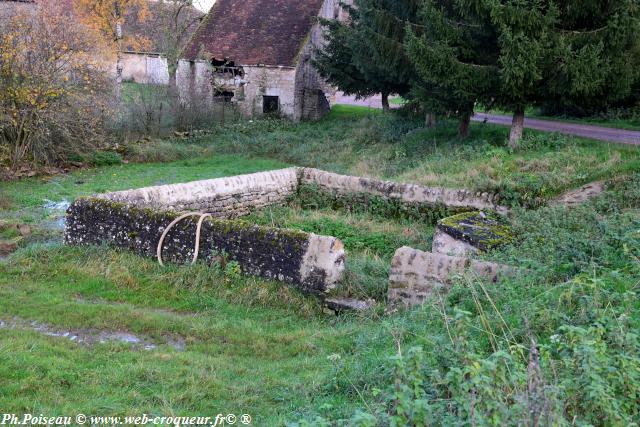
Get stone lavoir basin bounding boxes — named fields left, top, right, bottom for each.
left=64, top=168, right=512, bottom=307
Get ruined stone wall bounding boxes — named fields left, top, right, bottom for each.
left=64, top=167, right=511, bottom=302
left=65, top=198, right=345, bottom=294
left=240, top=66, right=297, bottom=118
left=101, top=167, right=506, bottom=220
left=121, top=52, right=170, bottom=85
left=102, top=168, right=299, bottom=218
left=388, top=247, right=513, bottom=308
left=300, top=168, right=509, bottom=214
left=176, top=60, right=298, bottom=119
left=176, top=59, right=214, bottom=108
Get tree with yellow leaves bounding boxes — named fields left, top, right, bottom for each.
left=0, top=2, right=112, bottom=169
left=73, top=0, right=149, bottom=99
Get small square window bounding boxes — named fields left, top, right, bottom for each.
left=263, top=96, right=279, bottom=114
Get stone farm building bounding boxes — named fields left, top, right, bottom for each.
left=119, top=1, right=204, bottom=85
left=177, top=0, right=351, bottom=121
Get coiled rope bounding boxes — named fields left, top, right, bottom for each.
left=157, top=212, right=212, bottom=267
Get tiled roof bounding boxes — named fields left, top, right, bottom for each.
left=181, top=0, right=325, bottom=66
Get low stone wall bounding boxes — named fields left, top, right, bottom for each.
left=64, top=167, right=511, bottom=301
left=388, top=247, right=513, bottom=308
left=300, top=168, right=509, bottom=214
left=103, top=168, right=299, bottom=219
left=65, top=198, right=345, bottom=294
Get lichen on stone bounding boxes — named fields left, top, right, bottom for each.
left=437, top=210, right=514, bottom=252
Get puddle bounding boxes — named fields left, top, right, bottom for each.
left=0, top=317, right=185, bottom=351
left=43, top=199, right=71, bottom=211
left=42, top=199, right=70, bottom=231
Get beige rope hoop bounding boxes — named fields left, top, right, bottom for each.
left=157, top=212, right=212, bottom=267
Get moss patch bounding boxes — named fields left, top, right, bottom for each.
left=437, top=211, right=514, bottom=252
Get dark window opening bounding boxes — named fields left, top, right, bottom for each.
left=214, top=91, right=235, bottom=102
left=211, top=58, right=244, bottom=78
left=263, top=96, right=279, bottom=114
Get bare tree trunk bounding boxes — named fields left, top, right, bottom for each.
left=114, top=2, right=123, bottom=101
left=115, top=48, right=122, bottom=101
left=509, top=106, right=525, bottom=149
left=381, top=92, right=390, bottom=113
left=458, top=114, right=471, bottom=138
left=425, top=113, right=436, bottom=128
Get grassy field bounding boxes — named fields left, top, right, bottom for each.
left=1, top=106, right=639, bottom=425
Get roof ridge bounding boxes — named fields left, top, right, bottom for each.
left=181, top=0, right=326, bottom=67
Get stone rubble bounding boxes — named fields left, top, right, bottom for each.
left=388, top=246, right=515, bottom=309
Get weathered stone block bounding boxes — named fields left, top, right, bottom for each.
left=433, top=211, right=514, bottom=256
left=388, top=247, right=514, bottom=309
left=65, top=198, right=345, bottom=294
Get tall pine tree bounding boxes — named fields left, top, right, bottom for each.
left=458, top=0, right=639, bottom=148
left=315, top=0, right=420, bottom=112
left=406, top=0, right=500, bottom=137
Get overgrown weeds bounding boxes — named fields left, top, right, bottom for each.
left=294, top=175, right=640, bottom=426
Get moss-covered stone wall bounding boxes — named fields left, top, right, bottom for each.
left=65, top=198, right=345, bottom=294
left=299, top=168, right=509, bottom=215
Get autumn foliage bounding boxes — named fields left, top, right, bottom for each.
left=73, top=0, right=150, bottom=54
left=0, top=1, right=113, bottom=168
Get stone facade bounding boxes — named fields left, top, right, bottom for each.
left=388, top=247, right=514, bottom=309
left=176, top=59, right=326, bottom=121
left=120, top=52, right=170, bottom=85
left=176, top=0, right=351, bottom=121
left=65, top=198, right=345, bottom=294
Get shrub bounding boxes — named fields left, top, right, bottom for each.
left=91, top=151, right=122, bottom=166
left=0, top=3, right=112, bottom=168
left=114, top=83, right=239, bottom=139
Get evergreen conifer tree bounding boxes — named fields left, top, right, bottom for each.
left=409, top=0, right=639, bottom=147
left=315, top=0, right=420, bottom=112
left=406, top=0, right=500, bottom=137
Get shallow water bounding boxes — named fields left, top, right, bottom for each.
left=0, top=317, right=185, bottom=351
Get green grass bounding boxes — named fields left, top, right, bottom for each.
left=181, top=107, right=638, bottom=207
left=0, top=155, right=286, bottom=225
left=0, top=246, right=376, bottom=423
left=1, top=106, right=640, bottom=425
left=245, top=205, right=434, bottom=300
